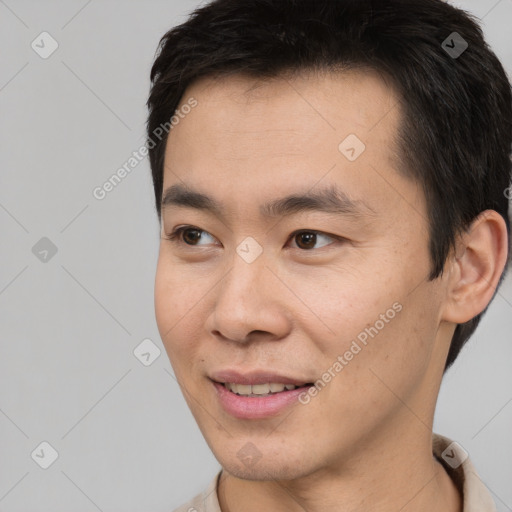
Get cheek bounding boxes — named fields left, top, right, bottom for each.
left=285, top=266, right=397, bottom=350
left=154, top=256, right=204, bottom=365
left=290, top=263, right=438, bottom=389
left=154, top=263, right=179, bottom=342
left=328, top=283, right=442, bottom=405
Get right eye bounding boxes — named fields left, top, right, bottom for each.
left=163, top=225, right=218, bottom=247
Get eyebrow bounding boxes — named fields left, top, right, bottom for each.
left=161, top=183, right=376, bottom=220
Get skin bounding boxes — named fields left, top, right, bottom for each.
left=154, top=69, right=508, bottom=512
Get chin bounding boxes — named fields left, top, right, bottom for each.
left=223, top=460, right=310, bottom=482
left=212, top=443, right=314, bottom=482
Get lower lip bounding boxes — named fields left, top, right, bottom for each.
left=212, top=381, right=312, bottom=419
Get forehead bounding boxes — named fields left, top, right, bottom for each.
left=165, top=68, right=401, bottom=166
left=161, top=68, right=416, bottom=226
left=193, top=68, right=395, bottom=124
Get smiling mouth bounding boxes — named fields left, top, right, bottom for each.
left=220, top=381, right=313, bottom=397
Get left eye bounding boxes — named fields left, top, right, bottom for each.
left=288, top=230, right=337, bottom=250
left=165, top=226, right=339, bottom=250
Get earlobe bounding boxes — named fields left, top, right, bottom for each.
left=442, top=210, right=509, bottom=324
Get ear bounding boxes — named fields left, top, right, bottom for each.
left=442, top=210, right=509, bottom=324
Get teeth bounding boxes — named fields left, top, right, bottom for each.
left=235, top=384, right=252, bottom=395
left=223, top=382, right=300, bottom=396
left=270, top=383, right=286, bottom=393
left=252, top=383, right=271, bottom=395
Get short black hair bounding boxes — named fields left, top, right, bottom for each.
left=147, top=0, right=512, bottom=371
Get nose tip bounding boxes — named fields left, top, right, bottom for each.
left=206, top=262, right=292, bottom=345
left=211, top=296, right=277, bottom=344
left=212, top=327, right=268, bottom=345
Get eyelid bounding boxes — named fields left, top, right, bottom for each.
left=164, top=225, right=219, bottom=247
left=287, top=229, right=339, bottom=249
left=164, top=225, right=344, bottom=250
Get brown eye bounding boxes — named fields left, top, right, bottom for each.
left=290, top=230, right=337, bottom=250
left=165, top=226, right=342, bottom=251
left=295, top=232, right=317, bottom=250
left=182, top=228, right=203, bottom=245
left=165, top=226, right=216, bottom=246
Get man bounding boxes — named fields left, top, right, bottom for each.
left=147, top=0, right=511, bottom=510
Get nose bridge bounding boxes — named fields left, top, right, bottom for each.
left=219, top=231, right=268, bottom=296
left=221, top=245, right=268, bottom=314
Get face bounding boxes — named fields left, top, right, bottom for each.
left=154, top=69, right=452, bottom=481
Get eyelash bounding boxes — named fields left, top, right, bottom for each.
left=163, top=225, right=345, bottom=251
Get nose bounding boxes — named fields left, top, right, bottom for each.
left=206, top=253, right=292, bottom=344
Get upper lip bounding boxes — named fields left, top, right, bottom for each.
left=210, top=369, right=311, bottom=386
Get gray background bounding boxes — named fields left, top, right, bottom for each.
left=0, top=0, right=511, bottom=510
